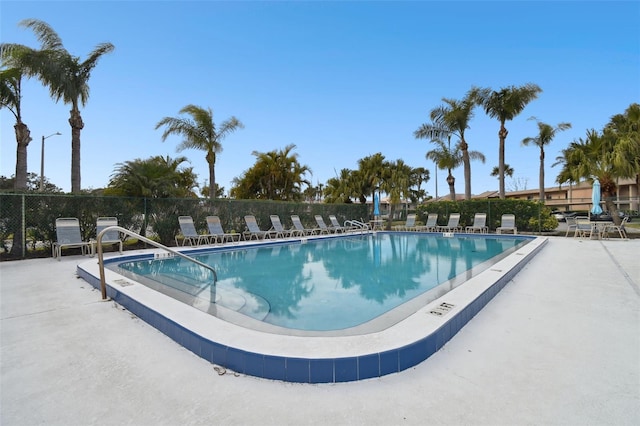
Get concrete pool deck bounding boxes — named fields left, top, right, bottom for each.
left=1, top=236, right=639, bottom=425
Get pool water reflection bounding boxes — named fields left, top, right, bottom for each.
left=113, top=233, right=528, bottom=332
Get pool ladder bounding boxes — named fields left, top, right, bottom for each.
left=95, top=225, right=218, bottom=301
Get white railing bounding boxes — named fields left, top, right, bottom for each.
left=96, top=225, right=217, bottom=300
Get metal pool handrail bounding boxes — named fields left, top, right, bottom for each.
left=96, top=225, right=218, bottom=301
left=345, top=219, right=371, bottom=231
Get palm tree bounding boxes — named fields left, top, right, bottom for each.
left=521, top=118, right=571, bottom=201
left=18, top=19, right=115, bottom=193
left=410, top=166, right=430, bottom=203
left=479, top=83, right=542, bottom=198
left=380, top=159, right=413, bottom=229
left=0, top=49, right=34, bottom=191
left=604, top=103, right=640, bottom=200
left=230, top=144, right=311, bottom=201
left=562, top=130, right=628, bottom=224
left=357, top=153, right=387, bottom=214
left=414, top=88, right=484, bottom=200
left=425, top=137, right=463, bottom=201
left=106, top=155, right=198, bottom=198
left=323, top=169, right=358, bottom=203
left=490, top=164, right=514, bottom=179
left=155, top=104, right=243, bottom=200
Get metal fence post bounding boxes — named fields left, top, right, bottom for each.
left=21, top=194, right=26, bottom=258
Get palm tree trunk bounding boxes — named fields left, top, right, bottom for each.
left=13, top=121, right=32, bottom=190
left=209, top=161, right=216, bottom=200
left=498, top=122, right=508, bottom=199
left=69, top=106, right=84, bottom=193
left=539, top=147, right=545, bottom=201
left=447, top=172, right=456, bottom=200
left=460, top=139, right=471, bottom=200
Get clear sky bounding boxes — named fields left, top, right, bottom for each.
left=1, top=1, right=639, bottom=198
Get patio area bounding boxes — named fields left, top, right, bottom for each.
left=1, top=236, right=639, bottom=425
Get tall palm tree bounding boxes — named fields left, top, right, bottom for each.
left=414, top=87, right=483, bottom=200
left=156, top=104, right=243, bottom=200
left=479, top=83, right=542, bottom=198
left=18, top=19, right=115, bottom=193
left=0, top=45, right=36, bottom=191
left=521, top=118, right=571, bottom=201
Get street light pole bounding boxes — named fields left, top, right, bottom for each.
left=40, top=132, right=61, bottom=191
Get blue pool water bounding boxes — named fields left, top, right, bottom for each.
left=113, top=233, right=529, bottom=333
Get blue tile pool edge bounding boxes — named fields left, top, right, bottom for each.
left=77, top=236, right=547, bottom=383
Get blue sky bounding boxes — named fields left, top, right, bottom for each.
left=1, top=1, right=639, bottom=198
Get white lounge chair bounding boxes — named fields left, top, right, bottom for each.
left=53, top=217, right=94, bottom=260
left=496, top=214, right=517, bottom=234
left=466, top=213, right=488, bottom=233
left=270, top=215, right=300, bottom=238
left=437, top=213, right=461, bottom=232
left=423, top=213, right=439, bottom=232
left=393, top=214, right=417, bottom=231
left=95, top=216, right=123, bottom=253
left=206, top=215, right=242, bottom=243
left=176, top=216, right=211, bottom=246
left=328, top=215, right=351, bottom=233
left=314, top=215, right=332, bottom=234
left=291, top=215, right=319, bottom=235
left=244, top=215, right=276, bottom=240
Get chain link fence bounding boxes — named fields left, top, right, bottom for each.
left=0, top=194, right=368, bottom=259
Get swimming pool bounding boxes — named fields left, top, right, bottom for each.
left=110, top=234, right=527, bottom=335
left=78, top=232, right=547, bottom=383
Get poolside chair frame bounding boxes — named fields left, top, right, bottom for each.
left=206, top=216, right=242, bottom=244
left=95, top=217, right=123, bottom=253
left=176, top=216, right=212, bottom=246
left=496, top=214, right=517, bottom=235
left=53, top=217, right=95, bottom=260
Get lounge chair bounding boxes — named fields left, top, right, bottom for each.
left=244, top=215, right=276, bottom=240
left=602, top=216, right=629, bottom=239
left=176, top=216, right=212, bottom=246
left=328, top=215, right=352, bottom=233
left=437, top=213, right=461, bottom=232
left=423, top=213, right=439, bottom=231
left=496, top=214, right=517, bottom=234
left=314, top=215, right=333, bottom=234
left=291, top=215, right=319, bottom=235
left=95, top=216, right=123, bottom=253
left=52, top=217, right=95, bottom=260
left=564, top=216, right=578, bottom=237
left=206, top=215, right=242, bottom=243
left=393, top=214, right=417, bottom=231
left=270, top=215, right=301, bottom=238
left=574, top=217, right=594, bottom=239
left=465, top=213, right=488, bottom=233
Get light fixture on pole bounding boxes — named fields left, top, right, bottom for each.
left=40, top=132, right=61, bottom=191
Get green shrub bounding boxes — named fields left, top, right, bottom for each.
left=416, top=199, right=556, bottom=232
